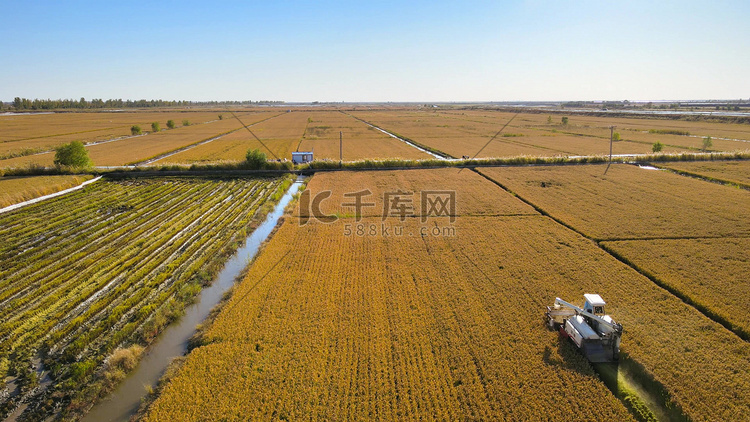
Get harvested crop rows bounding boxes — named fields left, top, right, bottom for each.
left=156, top=111, right=430, bottom=164
left=351, top=110, right=750, bottom=158
left=145, top=167, right=750, bottom=420
left=154, top=111, right=307, bottom=164
left=0, top=111, right=223, bottom=158
left=0, top=111, right=276, bottom=168
left=0, top=175, right=93, bottom=208
left=478, top=164, right=750, bottom=240
left=0, top=175, right=286, bottom=419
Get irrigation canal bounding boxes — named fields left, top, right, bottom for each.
left=81, top=176, right=305, bottom=422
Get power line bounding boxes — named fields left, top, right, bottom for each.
left=231, top=111, right=280, bottom=160
left=458, top=112, right=519, bottom=173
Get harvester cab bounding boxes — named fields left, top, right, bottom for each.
left=545, top=294, right=623, bottom=363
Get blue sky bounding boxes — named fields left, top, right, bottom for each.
left=1, top=1, right=748, bottom=102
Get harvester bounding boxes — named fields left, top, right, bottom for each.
left=545, top=294, right=622, bottom=363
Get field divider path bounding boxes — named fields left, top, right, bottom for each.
left=137, top=112, right=284, bottom=165
left=0, top=176, right=102, bottom=215
left=342, top=111, right=453, bottom=159
left=473, top=167, right=750, bottom=344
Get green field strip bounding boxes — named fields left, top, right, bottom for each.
left=77, top=181, right=272, bottom=357
left=0, top=181, right=180, bottom=274
left=0, top=176, right=286, bottom=418
left=0, top=182, right=211, bottom=317
left=0, top=179, right=274, bottom=356
left=0, top=182, right=191, bottom=299
left=0, top=182, right=218, bottom=345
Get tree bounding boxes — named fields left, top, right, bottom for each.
left=218, top=114, right=223, bottom=120
left=151, top=122, right=160, bottom=132
left=54, top=141, right=92, bottom=168
left=245, top=148, right=267, bottom=169
left=612, top=132, right=621, bottom=141
left=167, top=120, right=175, bottom=129
left=702, top=136, right=712, bottom=151
left=182, top=119, right=190, bottom=126
left=561, top=116, right=569, bottom=125
left=547, top=116, right=552, bottom=124
left=652, top=142, right=664, bottom=152
left=131, top=125, right=142, bottom=135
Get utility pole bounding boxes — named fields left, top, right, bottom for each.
left=604, top=125, right=615, bottom=175
left=339, top=131, right=343, bottom=167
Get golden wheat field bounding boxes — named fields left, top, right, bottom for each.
left=601, top=237, right=750, bottom=337
left=297, top=111, right=430, bottom=160
left=157, top=111, right=430, bottom=164
left=478, top=164, right=750, bottom=240
left=2, top=109, right=749, bottom=169
left=152, top=112, right=288, bottom=163
left=0, top=175, right=93, bottom=208
left=295, top=167, right=537, bottom=219
left=350, top=109, right=750, bottom=158
left=145, top=222, right=634, bottom=420
left=442, top=109, right=750, bottom=145
left=145, top=167, right=750, bottom=421
left=0, top=111, right=225, bottom=157
left=0, top=112, right=276, bottom=167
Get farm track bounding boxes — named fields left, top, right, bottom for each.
left=0, top=176, right=284, bottom=420
left=342, top=112, right=453, bottom=159
left=138, top=112, right=284, bottom=165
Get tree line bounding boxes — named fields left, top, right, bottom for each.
left=9, top=97, right=284, bottom=110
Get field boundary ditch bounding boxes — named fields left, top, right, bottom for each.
left=651, top=163, right=750, bottom=190
left=341, top=111, right=455, bottom=159
left=131, top=112, right=284, bottom=166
